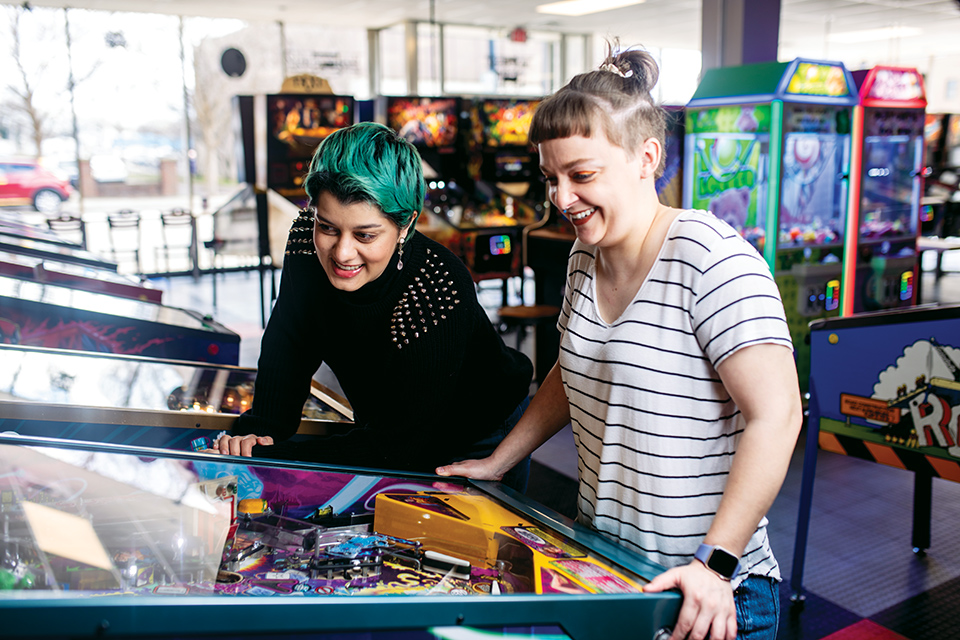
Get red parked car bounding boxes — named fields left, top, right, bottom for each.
left=0, top=159, right=73, bottom=215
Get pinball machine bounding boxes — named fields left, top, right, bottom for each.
left=0, top=227, right=118, bottom=272
left=0, top=343, right=352, bottom=451
left=388, top=96, right=547, bottom=301
left=0, top=275, right=239, bottom=365
left=0, top=432, right=680, bottom=640
left=0, top=250, right=161, bottom=303
left=791, top=302, right=960, bottom=601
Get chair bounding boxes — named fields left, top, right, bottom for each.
left=106, top=209, right=142, bottom=274
left=46, top=214, right=87, bottom=250
left=497, top=304, right=561, bottom=352
left=157, top=208, right=198, bottom=275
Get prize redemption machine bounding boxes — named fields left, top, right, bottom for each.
left=391, top=96, right=546, bottom=299
left=684, top=58, right=858, bottom=389
left=0, top=434, right=680, bottom=640
left=0, top=343, right=353, bottom=451
left=845, top=66, right=926, bottom=313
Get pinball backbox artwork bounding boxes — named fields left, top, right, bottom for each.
left=808, top=304, right=960, bottom=477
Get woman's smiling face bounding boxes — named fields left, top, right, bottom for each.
left=538, top=133, right=648, bottom=248
left=312, top=190, right=403, bottom=291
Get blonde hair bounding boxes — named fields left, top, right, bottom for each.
left=529, top=41, right=667, bottom=177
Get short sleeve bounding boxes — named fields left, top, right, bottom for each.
left=692, top=234, right=793, bottom=369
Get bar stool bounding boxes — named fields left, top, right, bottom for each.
left=497, top=304, right=561, bottom=352
left=157, top=208, right=197, bottom=275
left=46, top=214, right=87, bottom=249
left=106, top=209, right=142, bottom=274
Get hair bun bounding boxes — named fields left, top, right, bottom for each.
left=600, top=43, right=659, bottom=95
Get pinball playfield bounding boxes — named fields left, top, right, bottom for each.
left=0, top=435, right=679, bottom=640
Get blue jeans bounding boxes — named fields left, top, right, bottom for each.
left=734, top=575, right=780, bottom=640
left=452, top=396, right=531, bottom=493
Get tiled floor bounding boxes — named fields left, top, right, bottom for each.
left=153, top=253, right=960, bottom=640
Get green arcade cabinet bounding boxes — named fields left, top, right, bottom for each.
left=684, top=58, right=859, bottom=390
left=845, top=66, right=926, bottom=314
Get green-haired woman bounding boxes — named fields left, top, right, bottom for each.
left=213, top=122, right=533, bottom=490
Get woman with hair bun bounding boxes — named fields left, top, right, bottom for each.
left=212, top=122, right=534, bottom=492
left=438, top=44, right=802, bottom=639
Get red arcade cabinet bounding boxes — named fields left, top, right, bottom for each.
left=844, top=66, right=927, bottom=314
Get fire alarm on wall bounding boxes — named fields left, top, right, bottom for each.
left=509, top=27, right=527, bottom=43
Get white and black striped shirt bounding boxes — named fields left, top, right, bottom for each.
left=558, top=209, right=793, bottom=586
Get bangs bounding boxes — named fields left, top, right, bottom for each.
left=529, top=93, right=600, bottom=145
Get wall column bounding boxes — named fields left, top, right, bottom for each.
left=701, top=0, right=782, bottom=73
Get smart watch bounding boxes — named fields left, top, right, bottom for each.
left=695, top=543, right=741, bottom=580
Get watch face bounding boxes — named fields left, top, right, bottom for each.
left=708, top=549, right=739, bottom=577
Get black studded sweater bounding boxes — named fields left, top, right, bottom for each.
left=233, top=215, right=534, bottom=473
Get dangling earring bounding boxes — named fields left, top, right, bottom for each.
left=396, top=236, right=406, bottom=270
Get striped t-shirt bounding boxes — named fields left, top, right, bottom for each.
left=558, top=209, right=793, bottom=586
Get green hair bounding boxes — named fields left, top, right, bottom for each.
left=304, top=122, right=425, bottom=233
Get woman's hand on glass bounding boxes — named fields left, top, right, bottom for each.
left=435, top=457, right=503, bottom=482
left=203, top=433, right=274, bottom=457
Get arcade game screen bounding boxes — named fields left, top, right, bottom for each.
left=0, top=441, right=650, bottom=600
left=779, top=105, right=850, bottom=252
left=267, top=94, right=355, bottom=201
left=475, top=98, right=540, bottom=148
left=859, top=134, right=921, bottom=242
left=686, top=104, right=772, bottom=252
left=387, top=97, right=460, bottom=149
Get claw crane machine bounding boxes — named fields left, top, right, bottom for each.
left=845, top=66, right=926, bottom=313
left=684, top=58, right=859, bottom=390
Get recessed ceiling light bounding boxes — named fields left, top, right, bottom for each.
left=536, top=0, right=646, bottom=17
left=827, top=26, right=923, bottom=44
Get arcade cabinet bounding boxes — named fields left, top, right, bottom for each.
left=684, top=58, right=859, bottom=390
left=657, top=106, right=687, bottom=208
left=844, top=66, right=926, bottom=314
left=467, top=97, right=547, bottom=289
left=385, top=95, right=472, bottom=261
left=266, top=93, right=355, bottom=207
left=390, top=96, right=546, bottom=303
left=225, top=93, right=356, bottom=325
left=923, top=114, right=960, bottom=236
left=0, top=344, right=352, bottom=451
left=0, top=275, right=240, bottom=365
